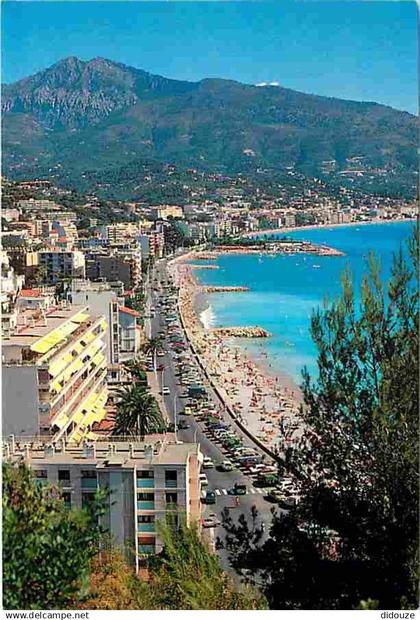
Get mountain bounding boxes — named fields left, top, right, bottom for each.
left=2, top=57, right=417, bottom=196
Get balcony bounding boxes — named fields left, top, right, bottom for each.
left=138, top=545, right=155, bottom=555
left=137, top=501, right=155, bottom=511
left=136, top=478, right=154, bottom=489
left=137, top=523, right=155, bottom=533
left=165, top=480, right=177, bottom=489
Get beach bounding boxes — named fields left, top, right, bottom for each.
left=168, top=253, right=302, bottom=451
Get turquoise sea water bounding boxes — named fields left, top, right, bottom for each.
left=194, top=221, right=415, bottom=384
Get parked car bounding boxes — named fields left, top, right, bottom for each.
left=202, top=514, right=221, bottom=528
left=178, top=420, right=190, bottom=430
left=162, top=386, right=170, bottom=395
left=202, top=490, right=216, bottom=505
left=203, top=457, right=215, bottom=469
left=218, top=460, right=234, bottom=472
left=254, top=473, right=278, bottom=488
left=266, top=489, right=283, bottom=503
left=199, top=473, right=209, bottom=487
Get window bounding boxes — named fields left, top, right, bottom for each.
left=81, top=470, right=96, bottom=479
left=166, top=492, right=178, bottom=505
left=62, top=492, right=71, bottom=508
left=165, top=470, right=177, bottom=481
left=137, top=470, right=154, bottom=479
left=137, top=493, right=154, bottom=501
left=35, top=470, right=48, bottom=479
left=58, top=470, right=70, bottom=481
left=138, top=515, right=155, bottom=524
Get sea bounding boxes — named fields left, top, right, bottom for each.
left=194, top=221, right=416, bottom=385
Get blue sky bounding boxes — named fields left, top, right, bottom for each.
left=2, top=1, right=418, bottom=113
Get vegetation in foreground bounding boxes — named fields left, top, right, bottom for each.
left=2, top=463, right=265, bottom=610
left=219, top=227, right=419, bottom=609
left=82, top=520, right=266, bottom=610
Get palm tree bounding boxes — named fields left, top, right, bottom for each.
left=123, top=358, right=148, bottom=387
left=143, top=336, right=164, bottom=377
left=113, top=384, right=166, bottom=438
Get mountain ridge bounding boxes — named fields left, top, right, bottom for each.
left=2, top=57, right=417, bottom=197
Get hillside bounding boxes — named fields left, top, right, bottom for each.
left=2, top=57, right=417, bottom=197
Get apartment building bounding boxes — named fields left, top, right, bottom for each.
left=4, top=437, right=203, bottom=571
left=38, top=250, right=86, bottom=284
left=2, top=302, right=108, bottom=443
left=154, top=205, right=184, bottom=220
left=85, top=251, right=141, bottom=292
left=106, top=223, right=140, bottom=245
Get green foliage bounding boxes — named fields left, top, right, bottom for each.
left=3, top=463, right=105, bottom=610
left=146, top=518, right=267, bottom=610
left=113, top=383, right=166, bottom=437
left=220, top=227, right=419, bottom=609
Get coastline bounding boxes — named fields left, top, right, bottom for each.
left=242, top=217, right=416, bottom=239
left=168, top=255, right=302, bottom=451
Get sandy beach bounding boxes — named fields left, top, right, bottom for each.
left=168, top=254, right=302, bottom=451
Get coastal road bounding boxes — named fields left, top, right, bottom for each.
left=147, top=257, right=274, bottom=571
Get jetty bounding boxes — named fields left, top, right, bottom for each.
left=211, top=326, right=271, bottom=338
left=190, top=264, right=220, bottom=270
left=203, top=286, right=249, bottom=293
left=190, top=252, right=217, bottom=260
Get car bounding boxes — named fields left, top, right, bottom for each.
left=202, top=457, right=214, bottom=469
left=228, top=483, right=247, bottom=496
left=278, top=496, right=299, bottom=510
left=157, top=350, right=166, bottom=357
left=156, top=364, right=165, bottom=371
left=178, top=420, right=190, bottom=430
left=218, top=460, right=234, bottom=472
left=162, top=386, right=170, bottom=395
left=202, top=490, right=216, bottom=505
left=202, top=514, right=221, bottom=528
left=266, top=489, right=283, bottom=503
left=254, top=473, right=278, bottom=488
left=181, top=406, right=192, bottom=416
left=199, top=473, right=209, bottom=487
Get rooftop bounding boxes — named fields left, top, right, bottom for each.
left=2, top=303, right=98, bottom=353
left=4, top=436, right=201, bottom=467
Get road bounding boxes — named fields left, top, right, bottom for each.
left=144, top=256, right=273, bottom=571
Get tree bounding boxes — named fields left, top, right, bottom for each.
left=142, top=336, right=164, bottom=376
left=219, top=228, right=419, bottom=609
left=80, top=547, right=149, bottom=610
left=147, top=518, right=267, bottom=610
left=123, top=358, right=148, bottom=387
left=3, top=463, right=105, bottom=610
left=113, top=384, right=166, bottom=437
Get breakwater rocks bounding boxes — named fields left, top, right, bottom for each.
left=190, top=264, right=220, bottom=270
left=203, top=286, right=249, bottom=293
left=211, top=326, right=271, bottom=338
left=190, top=252, right=217, bottom=260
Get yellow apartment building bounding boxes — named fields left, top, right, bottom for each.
left=2, top=301, right=108, bottom=443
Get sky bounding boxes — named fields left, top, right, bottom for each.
left=2, top=1, right=418, bottom=113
